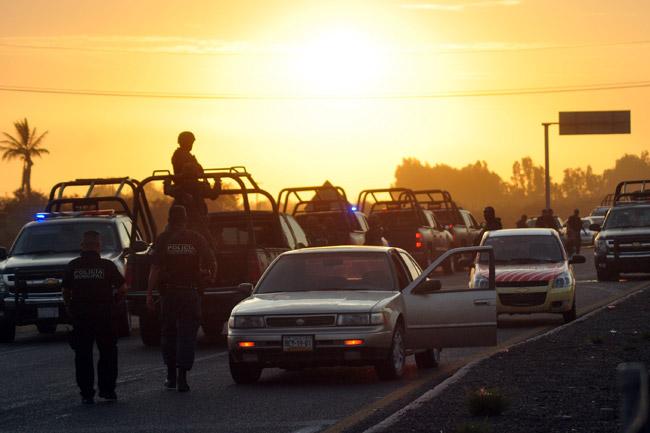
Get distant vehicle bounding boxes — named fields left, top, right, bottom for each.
left=278, top=183, right=368, bottom=247
left=526, top=216, right=564, bottom=230
left=411, top=190, right=482, bottom=249
left=0, top=178, right=147, bottom=342
left=590, top=206, right=611, bottom=218
left=126, top=167, right=310, bottom=346
left=227, top=245, right=497, bottom=383
left=357, top=189, right=453, bottom=272
left=471, top=228, right=585, bottom=323
left=592, top=180, right=650, bottom=281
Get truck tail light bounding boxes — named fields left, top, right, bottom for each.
left=415, top=232, right=423, bottom=249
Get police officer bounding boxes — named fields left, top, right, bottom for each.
left=478, top=206, right=503, bottom=243
left=172, top=131, right=203, bottom=176
left=516, top=214, right=528, bottom=228
left=63, top=231, right=126, bottom=404
left=146, top=205, right=216, bottom=392
left=566, top=209, right=583, bottom=254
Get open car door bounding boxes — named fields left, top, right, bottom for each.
left=403, top=246, right=497, bottom=349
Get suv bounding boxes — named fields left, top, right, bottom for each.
left=0, top=178, right=147, bottom=342
left=357, top=188, right=452, bottom=271
left=126, top=167, right=310, bottom=345
left=278, top=182, right=368, bottom=246
left=592, top=180, right=650, bottom=281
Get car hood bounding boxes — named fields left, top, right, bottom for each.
left=232, top=290, right=398, bottom=316
left=477, top=262, right=567, bottom=282
left=1, top=251, right=121, bottom=273
left=598, top=228, right=650, bottom=239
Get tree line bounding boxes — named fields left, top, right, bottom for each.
left=393, top=151, right=650, bottom=227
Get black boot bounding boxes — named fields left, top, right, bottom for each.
left=177, top=368, right=190, bottom=392
left=164, top=366, right=176, bottom=390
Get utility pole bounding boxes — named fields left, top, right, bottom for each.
left=542, top=122, right=558, bottom=210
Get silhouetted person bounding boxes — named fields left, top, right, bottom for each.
left=535, top=209, right=547, bottom=228
left=544, top=208, right=560, bottom=231
left=63, top=231, right=126, bottom=404
left=172, top=131, right=202, bottom=176
left=567, top=209, right=583, bottom=254
left=366, top=213, right=388, bottom=246
left=483, top=206, right=502, bottom=231
left=147, top=206, right=217, bottom=392
left=516, top=214, right=528, bottom=228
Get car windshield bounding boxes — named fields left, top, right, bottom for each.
left=480, top=235, right=564, bottom=264
left=603, top=207, right=650, bottom=229
left=11, top=222, right=120, bottom=255
left=256, top=252, right=395, bottom=293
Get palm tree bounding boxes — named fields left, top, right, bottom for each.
left=1, top=118, right=49, bottom=195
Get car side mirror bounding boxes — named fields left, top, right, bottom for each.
left=589, top=223, right=601, bottom=232
left=0, top=247, right=7, bottom=261
left=130, top=240, right=148, bottom=253
left=413, top=278, right=442, bottom=295
left=569, top=255, right=586, bottom=264
left=237, top=283, right=254, bottom=296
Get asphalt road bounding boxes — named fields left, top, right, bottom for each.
left=1, top=248, right=648, bottom=433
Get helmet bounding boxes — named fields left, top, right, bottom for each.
left=177, top=131, right=195, bottom=147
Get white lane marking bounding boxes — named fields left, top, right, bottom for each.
left=361, top=285, right=648, bottom=433
left=291, top=423, right=336, bottom=433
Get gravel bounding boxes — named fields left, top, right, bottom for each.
left=388, top=288, right=650, bottom=433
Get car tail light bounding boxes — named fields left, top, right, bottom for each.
left=344, top=339, right=364, bottom=346
left=415, top=232, right=423, bottom=248
left=238, top=341, right=256, bottom=348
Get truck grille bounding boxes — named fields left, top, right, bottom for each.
left=611, top=236, right=650, bottom=253
left=266, top=315, right=336, bottom=328
left=8, top=270, right=65, bottom=294
left=499, top=292, right=547, bottom=307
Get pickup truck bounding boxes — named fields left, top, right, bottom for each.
left=412, top=190, right=482, bottom=249
left=126, top=167, right=310, bottom=346
left=357, top=188, right=453, bottom=272
left=592, top=180, right=650, bottom=281
left=0, top=178, right=149, bottom=342
left=278, top=182, right=369, bottom=246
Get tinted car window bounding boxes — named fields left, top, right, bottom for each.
left=12, top=222, right=120, bottom=255
left=256, top=252, right=394, bottom=293
left=399, top=252, right=421, bottom=279
left=480, top=235, right=564, bottom=264
left=390, top=253, right=410, bottom=289
left=603, top=207, right=650, bottom=229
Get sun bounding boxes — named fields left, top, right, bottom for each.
left=289, top=27, right=387, bottom=96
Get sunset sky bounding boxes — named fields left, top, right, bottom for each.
left=1, top=0, right=649, bottom=199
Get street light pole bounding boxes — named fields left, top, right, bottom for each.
left=542, top=122, right=558, bottom=210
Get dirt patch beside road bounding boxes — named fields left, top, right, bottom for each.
left=387, top=288, right=650, bottom=433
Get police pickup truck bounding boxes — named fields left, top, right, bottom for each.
left=357, top=188, right=453, bottom=272
left=592, top=180, right=650, bottom=281
left=0, top=178, right=149, bottom=342
left=126, top=167, right=309, bottom=346
left=278, top=182, right=369, bottom=246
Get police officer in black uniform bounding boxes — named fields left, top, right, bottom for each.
left=146, top=205, right=216, bottom=392
left=63, top=231, right=126, bottom=404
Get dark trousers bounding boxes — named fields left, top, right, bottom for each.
left=70, top=308, right=117, bottom=398
left=160, top=290, right=200, bottom=371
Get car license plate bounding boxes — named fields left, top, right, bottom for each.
left=37, top=307, right=59, bottom=319
left=282, top=335, right=314, bottom=352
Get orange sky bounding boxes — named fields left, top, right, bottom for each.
left=1, top=0, right=649, bottom=200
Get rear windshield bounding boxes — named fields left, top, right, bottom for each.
left=256, top=252, right=395, bottom=293
left=373, top=210, right=420, bottom=230
left=12, top=222, right=120, bottom=255
left=603, top=207, right=650, bottom=230
left=480, top=235, right=564, bottom=264
left=209, top=213, right=281, bottom=247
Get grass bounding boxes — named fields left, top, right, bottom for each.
left=466, top=387, right=509, bottom=417
left=454, top=420, right=493, bottom=433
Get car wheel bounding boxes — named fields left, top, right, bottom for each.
left=375, top=323, right=406, bottom=380
left=36, top=323, right=57, bottom=334
left=414, top=348, right=441, bottom=369
left=229, top=355, right=262, bottom=384
left=0, top=320, right=16, bottom=343
left=562, top=299, right=577, bottom=323
left=139, top=313, right=161, bottom=347
left=596, top=267, right=618, bottom=282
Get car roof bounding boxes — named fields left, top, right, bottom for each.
left=283, top=245, right=396, bottom=255
left=487, top=228, right=557, bottom=237
left=23, top=216, right=123, bottom=229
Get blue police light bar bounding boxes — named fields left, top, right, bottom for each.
left=351, top=206, right=358, bottom=212
left=35, top=213, right=47, bottom=221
